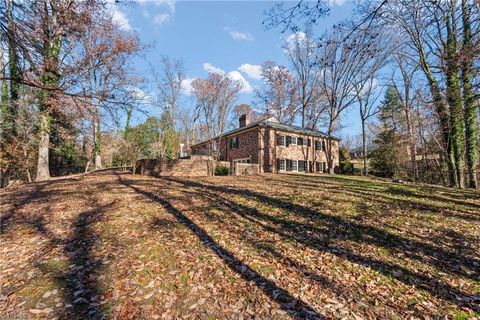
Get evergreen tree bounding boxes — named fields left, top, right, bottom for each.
left=370, top=86, right=406, bottom=178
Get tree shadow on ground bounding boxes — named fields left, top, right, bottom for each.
left=1, top=179, right=112, bottom=320
left=117, top=175, right=325, bottom=320
left=264, top=175, right=480, bottom=223
left=163, top=177, right=480, bottom=313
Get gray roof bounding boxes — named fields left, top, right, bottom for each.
left=191, top=116, right=341, bottom=148
left=260, top=120, right=341, bottom=141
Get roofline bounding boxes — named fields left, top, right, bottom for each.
left=190, top=121, right=341, bottom=148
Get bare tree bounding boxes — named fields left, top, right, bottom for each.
left=353, top=77, right=383, bottom=175
left=78, top=13, right=141, bottom=171
left=153, top=55, right=186, bottom=129
left=255, top=61, right=298, bottom=124
left=317, top=26, right=384, bottom=173
left=391, top=52, right=420, bottom=180
left=192, top=73, right=242, bottom=161
left=283, top=29, right=321, bottom=128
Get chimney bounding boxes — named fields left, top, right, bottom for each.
left=239, top=114, right=250, bottom=128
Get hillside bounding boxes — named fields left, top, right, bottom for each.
left=1, top=171, right=479, bottom=319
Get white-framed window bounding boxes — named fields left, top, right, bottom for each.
left=316, top=162, right=323, bottom=173
left=277, top=158, right=285, bottom=171
left=298, top=160, right=305, bottom=172
left=291, top=160, right=298, bottom=171
left=290, top=136, right=297, bottom=145
left=277, top=135, right=285, bottom=147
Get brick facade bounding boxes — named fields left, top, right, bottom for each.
left=190, top=119, right=340, bottom=174
left=136, top=159, right=215, bottom=177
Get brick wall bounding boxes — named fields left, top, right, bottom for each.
left=224, top=128, right=259, bottom=163
left=190, top=125, right=340, bottom=174
left=136, top=159, right=215, bottom=177
left=274, top=132, right=339, bottom=172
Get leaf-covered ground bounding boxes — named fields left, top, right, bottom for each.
left=1, top=170, right=479, bottom=319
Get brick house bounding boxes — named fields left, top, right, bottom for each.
left=190, top=115, right=340, bottom=174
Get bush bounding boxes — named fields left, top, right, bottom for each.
left=215, top=165, right=231, bottom=176
left=339, top=160, right=354, bottom=174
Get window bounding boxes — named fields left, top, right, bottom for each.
left=286, top=136, right=297, bottom=146
left=277, top=135, right=285, bottom=147
left=277, top=159, right=285, bottom=171
left=291, top=160, right=298, bottom=171
left=297, top=137, right=303, bottom=145
left=315, top=139, right=326, bottom=151
left=302, top=138, right=309, bottom=147
left=298, top=160, right=305, bottom=172
left=230, top=136, right=239, bottom=149
left=316, top=162, right=323, bottom=173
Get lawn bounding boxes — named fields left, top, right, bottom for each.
left=1, top=170, right=479, bottom=319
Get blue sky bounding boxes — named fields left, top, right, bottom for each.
left=110, top=0, right=362, bottom=138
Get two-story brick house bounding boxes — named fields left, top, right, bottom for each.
left=190, top=115, right=340, bottom=174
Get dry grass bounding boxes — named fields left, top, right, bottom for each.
left=1, top=170, right=479, bottom=319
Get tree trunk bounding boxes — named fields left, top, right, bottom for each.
left=361, top=118, right=368, bottom=175
left=461, top=0, right=478, bottom=188
left=93, top=116, right=102, bottom=170
left=326, top=122, right=335, bottom=174
left=36, top=112, right=51, bottom=181
left=404, top=107, right=417, bottom=181
left=445, top=14, right=465, bottom=188
left=416, top=30, right=456, bottom=187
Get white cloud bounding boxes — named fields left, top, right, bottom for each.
left=285, top=31, right=307, bottom=48
left=181, top=77, right=195, bottom=96
left=227, top=71, right=253, bottom=94
left=238, top=64, right=262, bottom=80
left=137, top=0, right=176, bottom=12
left=203, top=63, right=226, bottom=75
left=201, top=63, right=253, bottom=94
left=107, top=2, right=133, bottom=31
left=224, top=27, right=254, bottom=42
left=153, top=14, right=171, bottom=26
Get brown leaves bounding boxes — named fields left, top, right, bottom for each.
left=1, top=171, right=479, bottom=319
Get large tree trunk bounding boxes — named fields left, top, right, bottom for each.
left=415, top=28, right=456, bottom=187
left=462, top=0, right=478, bottom=189
left=36, top=112, right=51, bottom=181
left=445, top=14, right=465, bottom=188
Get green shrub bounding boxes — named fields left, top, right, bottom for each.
left=215, top=165, right=231, bottom=176
left=340, top=160, right=354, bottom=174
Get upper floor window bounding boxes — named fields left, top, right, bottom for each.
left=286, top=136, right=297, bottom=146
left=277, top=135, right=285, bottom=147
left=315, top=139, right=326, bottom=151
left=230, top=136, right=239, bottom=149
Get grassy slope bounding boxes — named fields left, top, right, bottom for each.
left=0, top=171, right=479, bottom=319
